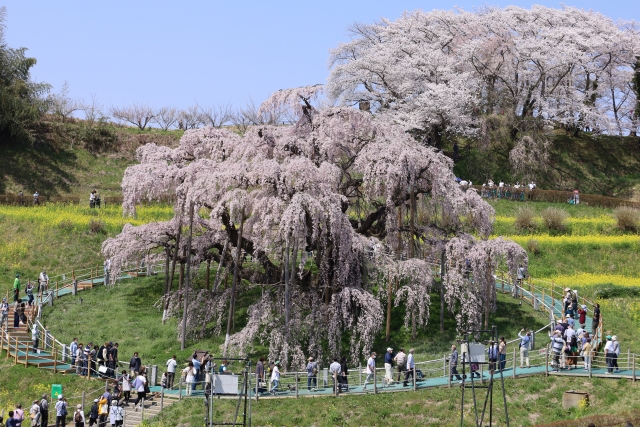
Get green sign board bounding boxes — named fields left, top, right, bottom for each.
left=51, top=384, right=63, bottom=400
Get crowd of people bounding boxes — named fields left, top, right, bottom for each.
left=479, top=180, right=537, bottom=200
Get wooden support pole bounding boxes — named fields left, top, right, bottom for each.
left=373, top=366, right=377, bottom=394
left=14, top=337, right=18, bottom=363
left=295, top=371, right=299, bottom=399
left=512, top=347, right=517, bottom=378
left=54, top=347, right=57, bottom=373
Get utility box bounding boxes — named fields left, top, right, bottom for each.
left=562, top=390, right=589, bottom=409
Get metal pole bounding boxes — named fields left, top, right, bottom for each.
left=160, top=387, right=164, bottom=410
left=82, top=391, right=85, bottom=412
left=247, top=361, right=252, bottom=427
left=295, top=371, right=299, bottom=399
left=512, top=347, right=516, bottom=378
left=179, top=377, right=182, bottom=399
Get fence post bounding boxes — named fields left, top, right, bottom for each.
left=443, top=355, right=447, bottom=378
left=179, top=377, right=182, bottom=399
left=542, top=289, right=546, bottom=313
left=82, top=391, right=85, bottom=411
left=55, top=281, right=59, bottom=298
left=14, top=337, right=18, bottom=364
left=628, top=349, right=631, bottom=371
left=373, top=367, right=377, bottom=394
left=589, top=353, right=593, bottom=379
left=512, top=347, right=517, bottom=379
left=295, top=371, right=299, bottom=399
left=633, top=354, right=636, bottom=382
left=412, top=365, right=416, bottom=391
left=54, top=347, right=57, bottom=373
left=333, top=372, right=338, bottom=397
left=448, top=357, right=452, bottom=388
left=24, top=343, right=28, bottom=366
left=545, top=347, right=549, bottom=377
left=359, top=364, right=362, bottom=386
left=161, top=386, right=164, bottom=410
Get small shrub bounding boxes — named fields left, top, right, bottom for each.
left=514, top=206, right=537, bottom=231
left=88, top=219, right=106, bottom=234
left=541, top=207, right=569, bottom=231
left=526, top=239, right=540, bottom=255
left=59, top=219, right=75, bottom=231
left=613, top=206, right=640, bottom=232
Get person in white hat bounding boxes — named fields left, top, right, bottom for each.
left=577, top=305, right=587, bottom=329
left=383, top=347, right=395, bottom=386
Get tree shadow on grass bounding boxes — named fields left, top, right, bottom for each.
left=0, top=142, right=80, bottom=195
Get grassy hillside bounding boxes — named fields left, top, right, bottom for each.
left=454, top=133, right=640, bottom=199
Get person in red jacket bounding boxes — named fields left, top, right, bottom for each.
left=577, top=305, right=587, bottom=329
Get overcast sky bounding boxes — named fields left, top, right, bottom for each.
left=2, top=0, right=639, bottom=111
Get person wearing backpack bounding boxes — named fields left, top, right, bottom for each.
left=108, top=401, right=123, bottom=427
left=39, top=395, right=49, bottom=427
left=54, top=395, right=68, bottom=427
left=73, top=405, right=85, bottom=427
left=29, top=400, right=40, bottom=427
left=97, top=397, right=108, bottom=427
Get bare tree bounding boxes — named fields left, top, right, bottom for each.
left=48, top=81, right=86, bottom=122
left=83, top=93, right=105, bottom=126
left=110, top=103, right=156, bottom=130
left=232, top=98, right=286, bottom=132
left=153, top=106, right=179, bottom=131
left=197, top=102, right=234, bottom=128
left=178, top=105, right=203, bottom=130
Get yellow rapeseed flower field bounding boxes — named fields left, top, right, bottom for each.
left=539, top=273, right=640, bottom=288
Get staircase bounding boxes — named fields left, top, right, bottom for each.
left=123, top=394, right=178, bottom=427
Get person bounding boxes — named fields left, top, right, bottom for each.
left=340, top=356, right=349, bottom=391
left=73, top=404, right=85, bottom=427
left=612, top=335, right=620, bottom=373
left=192, top=353, right=201, bottom=390
left=183, top=362, right=196, bottom=396
left=363, top=351, right=377, bottom=390
left=70, top=338, right=78, bottom=368
left=403, top=349, right=415, bottom=387
left=25, top=281, right=34, bottom=306
left=13, top=404, right=24, bottom=427
left=13, top=302, right=20, bottom=328
left=38, top=270, right=49, bottom=296
left=383, top=347, right=395, bottom=386
left=103, top=259, right=111, bottom=286
left=165, top=355, right=177, bottom=389
left=566, top=314, right=575, bottom=328
left=269, top=361, right=281, bottom=395
left=518, top=329, right=531, bottom=368
left=88, top=400, right=99, bottom=426
left=578, top=305, right=587, bottom=329
left=129, top=352, right=141, bottom=377
left=488, top=341, right=498, bottom=374
left=450, top=345, right=463, bottom=382
left=14, top=274, right=21, bottom=302
left=94, top=192, right=101, bottom=208
left=30, top=400, right=40, bottom=427
left=131, top=371, right=147, bottom=410
left=203, top=369, right=212, bottom=396
left=18, top=190, right=24, bottom=205
left=1, top=297, right=9, bottom=330
left=592, top=303, right=600, bottom=335
left=76, top=343, right=86, bottom=375
left=6, top=412, right=16, bottom=427
left=38, top=395, right=49, bottom=427
left=329, top=358, right=341, bottom=392
left=394, top=348, right=407, bottom=382
left=32, top=324, right=39, bottom=353
left=604, top=335, right=615, bottom=374
left=90, top=190, right=96, bottom=208
left=516, top=265, right=526, bottom=288
left=120, top=371, right=131, bottom=405
left=160, top=372, right=167, bottom=389
left=582, top=338, right=592, bottom=371
left=97, top=396, right=108, bottom=427
left=109, top=343, right=119, bottom=378
left=55, top=395, right=67, bottom=427
left=108, top=401, right=122, bottom=427
left=33, top=191, right=40, bottom=206
left=305, top=357, right=317, bottom=391
left=549, top=330, right=565, bottom=372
